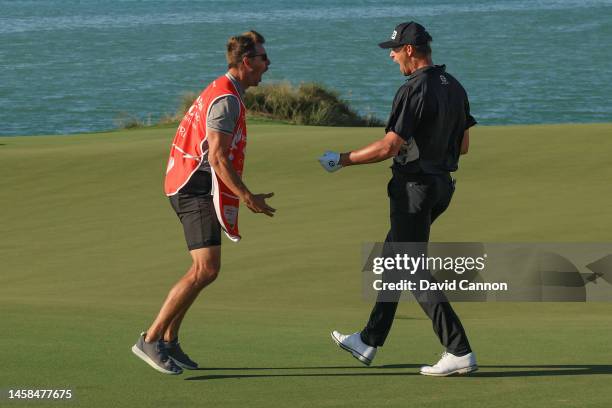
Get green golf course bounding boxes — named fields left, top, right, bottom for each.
left=1, top=122, right=611, bottom=407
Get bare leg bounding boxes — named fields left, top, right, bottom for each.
left=145, top=246, right=221, bottom=343
left=163, top=299, right=194, bottom=342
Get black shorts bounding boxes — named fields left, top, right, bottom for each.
left=169, top=192, right=222, bottom=250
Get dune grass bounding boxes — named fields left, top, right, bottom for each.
left=131, top=82, right=384, bottom=130
left=1, top=123, right=611, bottom=407
left=244, top=82, right=383, bottom=126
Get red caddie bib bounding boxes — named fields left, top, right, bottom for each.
left=164, top=74, right=247, bottom=242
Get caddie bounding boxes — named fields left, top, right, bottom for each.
left=132, top=30, right=275, bottom=375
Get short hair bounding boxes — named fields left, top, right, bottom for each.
left=226, top=30, right=266, bottom=69
left=412, top=41, right=432, bottom=58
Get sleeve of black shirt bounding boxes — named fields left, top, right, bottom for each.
left=385, top=85, right=423, bottom=141
left=464, top=96, right=477, bottom=129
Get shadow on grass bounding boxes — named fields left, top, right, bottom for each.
left=381, top=363, right=612, bottom=377
left=185, top=364, right=612, bottom=381
left=186, top=372, right=412, bottom=381
left=193, top=365, right=393, bottom=371
left=472, top=364, right=612, bottom=378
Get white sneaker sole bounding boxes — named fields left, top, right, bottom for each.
left=131, top=345, right=182, bottom=375
left=330, top=332, right=372, bottom=366
left=420, top=365, right=478, bottom=377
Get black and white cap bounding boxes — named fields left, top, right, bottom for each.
left=378, top=21, right=432, bottom=49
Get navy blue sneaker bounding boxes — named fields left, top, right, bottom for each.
left=131, top=332, right=183, bottom=375
left=162, top=338, right=199, bottom=370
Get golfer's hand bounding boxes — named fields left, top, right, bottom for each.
left=318, top=151, right=342, bottom=173
left=244, top=192, right=276, bottom=217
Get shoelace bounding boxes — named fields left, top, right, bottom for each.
left=433, top=351, right=450, bottom=367
left=155, top=341, right=171, bottom=363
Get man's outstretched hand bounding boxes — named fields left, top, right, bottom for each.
left=318, top=151, right=342, bottom=173
left=244, top=192, right=276, bottom=217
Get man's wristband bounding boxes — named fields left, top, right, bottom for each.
left=339, top=152, right=351, bottom=167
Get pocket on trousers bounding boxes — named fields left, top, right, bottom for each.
left=404, top=182, right=429, bottom=213
left=389, top=178, right=429, bottom=214
left=387, top=178, right=412, bottom=200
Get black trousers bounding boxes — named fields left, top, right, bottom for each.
left=361, top=172, right=472, bottom=356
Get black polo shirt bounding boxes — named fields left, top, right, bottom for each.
left=386, top=65, right=476, bottom=174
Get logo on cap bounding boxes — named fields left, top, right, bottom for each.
left=391, top=30, right=397, bottom=40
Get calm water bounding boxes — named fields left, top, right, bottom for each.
left=1, top=0, right=611, bottom=136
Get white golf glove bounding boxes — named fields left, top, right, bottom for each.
left=318, top=151, right=342, bottom=173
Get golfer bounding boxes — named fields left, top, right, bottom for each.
left=319, top=22, right=477, bottom=376
left=132, top=30, right=275, bottom=375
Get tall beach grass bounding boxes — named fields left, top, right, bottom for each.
left=121, top=82, right=383, bottom=129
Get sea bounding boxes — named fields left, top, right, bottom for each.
left=1, top=0, right=611, bottom=136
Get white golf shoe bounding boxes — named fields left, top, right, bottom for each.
left=420, top=351, right=478, bottom=376
left=330, top=331, right=377, bottom=366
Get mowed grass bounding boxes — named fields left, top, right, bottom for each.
left=1, top=123, right=611, bottom=407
